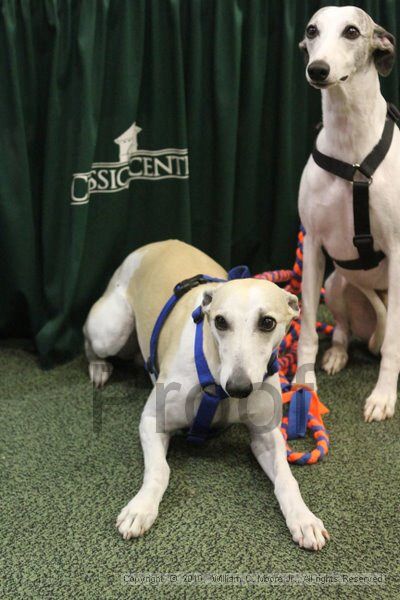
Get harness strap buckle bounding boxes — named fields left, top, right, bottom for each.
left=201, top=383, right=219, bottom=396
left=352, top=163, right=373, bottom=185
left=353, top=234, right=374, bottom=251
left=174, top=274, right=209, bottom=298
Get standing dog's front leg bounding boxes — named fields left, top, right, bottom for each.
left=296, top=234, right=326, bottom=387
left=251, top=429, right=329, bottom=550
left=364, top=249, right=400, bottom=421
left=117, top=389, right=171, bottom=539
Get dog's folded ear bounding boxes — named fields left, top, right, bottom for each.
left=298, top=38, right=309, bottom=65
left=284, top=291, right=300, bottom=319
left=372, top=25, right=396, bottom=76
left=201, top=289, right=214, bottom=314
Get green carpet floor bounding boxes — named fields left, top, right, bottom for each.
left=1, top=338, right=399, bottom=599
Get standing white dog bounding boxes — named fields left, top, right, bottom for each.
left=84, top=240, right=329, bottom=550
left=297, top=6, right=399, bottom=422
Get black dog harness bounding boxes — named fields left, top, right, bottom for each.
left=312, top=103, right=400, bottom=270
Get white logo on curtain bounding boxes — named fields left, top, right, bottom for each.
left=71, top=122, right=189, bottom=205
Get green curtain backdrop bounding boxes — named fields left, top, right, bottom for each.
left=1, top=0, right=399, bottom=365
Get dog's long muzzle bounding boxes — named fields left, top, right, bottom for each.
left=225, top=368, right=253, bottom=398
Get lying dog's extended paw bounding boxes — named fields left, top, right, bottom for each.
left=116, top=495, right=158, bottom=539
left=89, top=360, right=113, bottom=388
left=286, top=511, right=329, bottom=551
left=364, top=389, right=396, bottom=422
left=321, top=344, right=348, bottom=375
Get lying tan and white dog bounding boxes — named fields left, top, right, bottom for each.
left=84, top=240, right=329, bottom=550
left=297, top=6, right=400, bottom=421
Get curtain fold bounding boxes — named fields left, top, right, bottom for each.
left=0, top=0, right=399, bottom=364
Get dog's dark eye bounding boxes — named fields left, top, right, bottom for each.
left=306, top=25, right=318, bottom=39
left=343, top=25, right=360, bottom=40
left=215, top=315, right=228, bottom=331
left=258, top=316, right=276, bottom=332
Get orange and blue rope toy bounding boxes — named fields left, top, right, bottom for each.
left=255, top=226, right=333, bottom=465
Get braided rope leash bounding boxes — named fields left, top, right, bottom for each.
left=255, top=226, right=332, bottom=465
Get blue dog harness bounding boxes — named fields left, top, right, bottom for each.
left=146, top=266, right=279, bottom=444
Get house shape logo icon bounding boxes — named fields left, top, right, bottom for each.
left=114, top=122, right=142, bottom=163
left=71, top=121, right=188, bottom=205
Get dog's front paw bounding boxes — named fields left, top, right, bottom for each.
left=116, top=495, right=158, bottom=540
left=322, top=344, right=348, bottom=375
left=89, top=360, right=113, bottom=388
left=286, top=510, right=329, bottom=551
left=364, top=389, right=396, bottom=422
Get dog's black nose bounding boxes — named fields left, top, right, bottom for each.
left=226, top=370, right=253, bottom=398
left=307, top=60, right=330, bottom=82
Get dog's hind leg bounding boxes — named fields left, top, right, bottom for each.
left=83, top=290, right=135, bottom=388
left=359, top=287, right=387, bottom=356
left=322, top=270, right=350, bottom=375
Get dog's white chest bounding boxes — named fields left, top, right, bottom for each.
left=299, top=160, right=394, bottom=289
left=300, top=167, right=358, bottom=251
